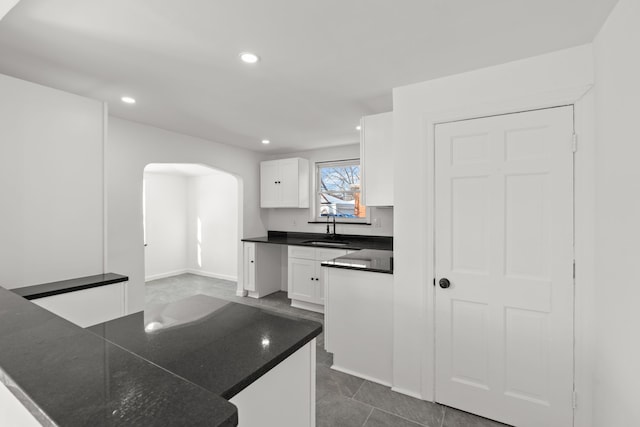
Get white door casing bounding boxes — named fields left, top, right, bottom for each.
left=434, top=106, right=574, bottom=427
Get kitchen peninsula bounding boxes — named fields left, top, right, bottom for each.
left=0, top=286, right=321, bottom=426
left=322, top=249, right=394, bottom=386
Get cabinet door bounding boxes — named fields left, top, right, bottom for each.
left=277, top=158, right=300, bottom=207
left=260, top=161, right=280, bottom=207
left=361, top=112, right=393, bottom=206
left=243, top=243, right=256, bottom=291
left=314, top=263, right=325, bottom=304
left=288, top=258, right=318, bottom=303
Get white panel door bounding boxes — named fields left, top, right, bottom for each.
left=435, top=106, right=574, bottom=427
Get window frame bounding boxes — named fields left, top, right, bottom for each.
left=314, top=159, right=369, bottom=223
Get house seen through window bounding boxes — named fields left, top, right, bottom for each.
left=316, top=159, right=367, bottom=221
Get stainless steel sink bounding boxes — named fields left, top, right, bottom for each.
left=302, top=240, right=350, bottom=247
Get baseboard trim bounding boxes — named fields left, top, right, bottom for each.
left=390, top=386, right=424, bottom=400
left=330, top=365, right=392, bottom=388
left=290, top=299, right=324, bottom=314
left=146, top=269, right=238, bottom=283
left=186, top=269, right=237, bottom=282
left=145, top=269, right=188, bottom=282
left=246, top=289, right=280, bottom=299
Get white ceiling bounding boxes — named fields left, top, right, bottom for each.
left=0, top=0, right=618, bottom=153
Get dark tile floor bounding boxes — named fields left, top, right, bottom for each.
left=146, top=274, right=509, bottom=427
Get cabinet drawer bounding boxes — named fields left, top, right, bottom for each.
left=288, top=245, right=316, bottom=259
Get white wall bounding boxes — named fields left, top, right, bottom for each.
left=187, top=171, right=239, bottom=281
left=106, top=117, right=267, bottom=313
left=266, top=144, right=394, bottom=237
left=143, top=172, right=188, bottom=280
left=392, top=45, right=594, bottom=399
left=593, top=1, right=640, bottom=425
left=0, top=73, right=104, bottom=288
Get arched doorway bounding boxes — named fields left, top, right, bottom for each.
left=142, top=163, right=240, bottom=306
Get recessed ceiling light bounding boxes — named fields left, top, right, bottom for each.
left=261, top=139, right=270, bottom=145
left=121, top=96, right=136, bottom=104
left=240, top=52, right=260, bottom=64
left=356, top=125, right=361, bottom=131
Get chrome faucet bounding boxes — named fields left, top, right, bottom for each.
left=325, top=214, right=337, bottom=239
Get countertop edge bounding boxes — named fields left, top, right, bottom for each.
left=220, top=326, right=322, bottom=399
left=320, top=249, right=394, bottom=274
left=0, top=369, right=56, bottom=427
left=320, top=263, right=393, bottom=274
left=241, top=231, right=393, bottom=251
left=10, top=273, right=129, bottom=300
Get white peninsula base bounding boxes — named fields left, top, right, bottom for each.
left=324, top=268, right=393, bottom=386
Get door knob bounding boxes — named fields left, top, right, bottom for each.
left=439, top=278, right=451, bottom=289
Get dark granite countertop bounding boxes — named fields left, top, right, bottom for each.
left=0, top=288, right=321, bottom=426
left=89, top=294, right=322, bottom=399
left=11, top=273, right=128, bottom=300
left=0, top=286, right=236, bottom=427
left=242, top=230, right=393, bottom=251
left=321, top=249, right=394, bottom=274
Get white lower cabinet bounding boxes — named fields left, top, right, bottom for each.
left=230, top=340, right=316, bottom=427
left=288, top=257, right=319, bottom=303
left=287, top=246, right=348, bottom=313
left=32, top=282, right=127, bottom=328
left=242, top=242, right=281, bottom=298
left=324, top=268, right=392, bottom=386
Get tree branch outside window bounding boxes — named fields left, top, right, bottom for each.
left=316, top=160, right=366, bottom=220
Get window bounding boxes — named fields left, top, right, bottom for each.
left=316, top=159, right=367, bottom=221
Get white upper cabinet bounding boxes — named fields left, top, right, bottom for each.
left=260, top=158, right=310, bottom=208
left=360, top=112, right=393, bottom=206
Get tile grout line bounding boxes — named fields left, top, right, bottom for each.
left=440, top=406, right=446, bottom=427
left=348, top=380, right=430, bottom=427
left=351, top=379, right=367, bottom=400
left=360, top=407, right=374, bottom=427
left=370, top=406, right=430, bottom=427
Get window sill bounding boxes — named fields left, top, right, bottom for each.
left=308, top=221, right=371, bottom=226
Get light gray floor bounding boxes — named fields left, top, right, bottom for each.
left=146, top=273, right=509, bottom=427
